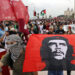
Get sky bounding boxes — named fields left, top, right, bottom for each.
left=22, top=0, right=74, bottom=19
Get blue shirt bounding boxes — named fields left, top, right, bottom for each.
left=0, top=29, right=5, bottom=37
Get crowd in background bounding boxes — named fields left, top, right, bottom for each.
left=29, top=18, right=75, bottom=34
left=0, top=18, right=75, bottom=39
left=0, top=17, right=75, bottom=75
left=0, top=17, right=75, bottom=58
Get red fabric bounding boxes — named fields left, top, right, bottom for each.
left=24, top=29, right=29, bottom=42
left=46, top=25, right=49, bottom=30
left=68, top=26, right=71, bottom=29
left=18, top=19, right=25, bottom=32
left=43, top=10, right=46, bottom=14
left=0, top=50, right=10, bottom=75
left=2, top=66, right=10, bottom=75
left=23, top=34, right=75, bottom=72
left=0, top=0, right=16, bottom=21
left=25, top=6, right=29, bottom=24
left=11, top=0, right=29, bottom=32
left=11, top=0, right=26, bottom=20
left=34, top=11, right=36, bottom=16
left=0, top=0, right=29, bottom=33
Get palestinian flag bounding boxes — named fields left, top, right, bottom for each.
left=41, top=9, right=46, bottom=16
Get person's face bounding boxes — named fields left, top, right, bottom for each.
left=49, top=28, right=53, bottom=32
left=5, top=41, right=17, bottom=50
left=59, top=26, right=63, bottom=30
left=48, top=40, right=68, bottom=60
left=31, top=27, right=34, bottom=31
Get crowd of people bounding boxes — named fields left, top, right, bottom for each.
left=0, top=17, right=75, bottom=75
left=29, top=18, right=75, bottom=34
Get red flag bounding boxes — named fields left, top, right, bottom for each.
left=23, top=34, right=75, bottom=72
left=25, top=6, right=29, bottom=24
left=0, top=0, right=16, bottom=21
left=11, top=0, right=26, bottom=20
left=0, top=0, right=29, bottom=33
left=34, top=10, right=36, bottom=16
left=10, top=0, right=29, bottom=32
left=0, top=0, right=29, bottom=26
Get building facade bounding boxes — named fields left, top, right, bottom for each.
left=64, top=8, right=74, bottom=17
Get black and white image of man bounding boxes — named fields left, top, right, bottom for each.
left=40, top=36, right=73, bottom=70
left=48, top=39, right=68, bottom=60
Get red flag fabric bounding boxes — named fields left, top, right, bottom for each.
left=43, top=9, right=46, bottom=14
left=0, top=49, right=10, bottom=75
left=0, top=0, right=16, bottom=21
left=34, top=10, right=36, bottom=16
left=0, top=0, right=29, bottom=33
left=25, top=6, right=29, bottom=24
left=11, top=0, right=26, bottom=20
left=10, top=0, right=25, bottom=32
left=23, top=34, right=75, bottom=72
left=12, top=0, right=29, bottom=33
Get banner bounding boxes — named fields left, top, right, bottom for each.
left=23, top=34, right=75, bottom=72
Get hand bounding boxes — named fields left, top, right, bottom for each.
left=0, top=62, right=3, bottom=68
left=0, top=72, right=2, bottom=75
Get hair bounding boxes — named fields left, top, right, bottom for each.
left=40, top=36, right=73, bottom=70
left=0, top=25, right=4, bottom=30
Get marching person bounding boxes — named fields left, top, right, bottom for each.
left=0, top=34, right=34, bottom=75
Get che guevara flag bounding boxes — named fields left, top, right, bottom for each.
left=23, top=34, right=75, bottom=72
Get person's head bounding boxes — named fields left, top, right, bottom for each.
left=5, top=34, right=23, bottom=50
left=6, top=34, right=25, bottom=62
left=49, top=26, right=54, bottom=32
left=59, top=25, right=63, bottom=30
left=0, top=25, right=4, bottom=30
left=68, top=26, right=72, bottom=34
left=41, top=36, right=73, bottom=61
left=31, top=26, right=34, bottom=31
left=48, top=39, right=68, bottom=60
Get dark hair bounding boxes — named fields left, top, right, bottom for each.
left=40, top=36, right=73, bottom=70
left=0, top=25, right=4, bottom=30
left=8, top=31, right=17, bottom=35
